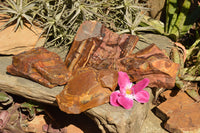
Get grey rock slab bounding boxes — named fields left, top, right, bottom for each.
left=140, top=104, right=168, bottom=133
left=85, top=88, right=152, bottom=133
left=0, top=56, right=152, bottom=133
left=133, top=33, right=173, bottom=54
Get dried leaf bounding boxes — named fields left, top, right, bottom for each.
left=0, top=111, right=10, bottom=130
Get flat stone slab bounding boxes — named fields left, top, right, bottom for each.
left=156, top=90, right=200, bottom=132
left=0, top=15, right=45, bottom=55
left=140, top=104, right=168, bottom=133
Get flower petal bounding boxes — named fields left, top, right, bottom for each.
left=132, top=78, right=150, bottom=94
left=117, top=95, right=133, bottom=109
left=134, top=90, right=150, bottom=103
left=110, top=91, right=121, bottom=107
left=118, top=71, right=131, bottom=94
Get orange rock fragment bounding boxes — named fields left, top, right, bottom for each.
left=156, top=91, right=200, bottom=132
left=7, top=47, right=70, bottom=88
left=56, top=67, right=118, bottom=114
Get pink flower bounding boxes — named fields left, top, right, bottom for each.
left=110, top=71, right=150, bottom=109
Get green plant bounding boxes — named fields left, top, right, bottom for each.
left=37, top=0, right=110, bottom=47
left=0, top=0, right=37, bottom=31
left=20, top=101, right=43, bottom=120
left=143, top=0, right=200, bottom=41
left=35, top=0, right=69, bottom=47
left=0, top=91, right=13, bottom=109
left=184, top=38, right=200, bottom=77
left=65, top=0, right=105, bottom=27
left=165, top=0, right=199, bottom=41
left=114, top=0, right=152, bottom=35
left=170, top=39, right=200, bottom=101
left=0, top=0, right=155, bottom=47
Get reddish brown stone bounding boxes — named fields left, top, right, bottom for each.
left=56, top=67, right=118, bottom=114
left=116, top=44, right=180, bottom=89
left=65, top=21, right=139, bottom=72
left=156, top=91, right=200, bottom=132
left=64, top=21, right=179, bottom=89
left=6, top=20, right=180, bottom=115
left=7, top=47, right=70, bottom=88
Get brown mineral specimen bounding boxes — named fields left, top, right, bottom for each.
left=116, top=44, right=180, bottom=89
left=7, top=47, right=70, bottom=88
left=56, top=67, right=118, bottom=114
left=64, top=20, right=179, bottom=89
left=65, top=20, right=139, bottom=72
left=6, top=20, right=180, bottom=115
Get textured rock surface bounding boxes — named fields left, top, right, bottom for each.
left=140, top=104, right=168, bottom=133
left=133, top=33, right=173, bottom=55
left=156, top=90, right=200, bottom=133
left=0, top=15, right=44, bottom=55
left=65, top=20, right=139, bottom=72
left=0, top=33, right=174, bottom=133
left=0, top=56, right=167, bottom=133
left=0, top=56, right=63, bottom=105
left=7, top=47, right=70, bottom=88
left=117, top=44, right=179, bottom=89
left=85, top=88, right=152, bottom=133
left=83, top=33, right=174, bottom=133
left=56, top=67, right=118, bottom=114
left=64, top=21, right=178, bottom=89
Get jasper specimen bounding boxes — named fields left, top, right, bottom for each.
left=7, top=21, right=180, bottom=114
left=116, top=44, right=180, bottom=89
left=56, top=67, right=118, bottom=114
left=7, top=47, right=70, bottom=88
left=64, top=21, right=179, bottom=89
left=65, top=21, right=139, bottom=72
left=56, top=21, right=179, bottom=114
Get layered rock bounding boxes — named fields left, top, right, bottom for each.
left=0, top=32, right=175, bottom=133
left=64, top=21, right=179, bottom=90
left=7, top=47, right=70, bottom=88
left=56, top=67, right=118, bottom=114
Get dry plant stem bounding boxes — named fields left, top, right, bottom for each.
left=153, top=88, right=165, bottom=104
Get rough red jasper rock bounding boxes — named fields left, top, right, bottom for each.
left=57, top=21, right=179, bottom=114
left=65, top=21, right=139, bottom=72
left=116, top=44, right=180, bottom=89
left=56, top=67, right=118, bottom=114
left=7, top=47, right=70, bottom=88
left=64, top=20, right=179, bottom=89
left=6, top=20, right=180, bottom=115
